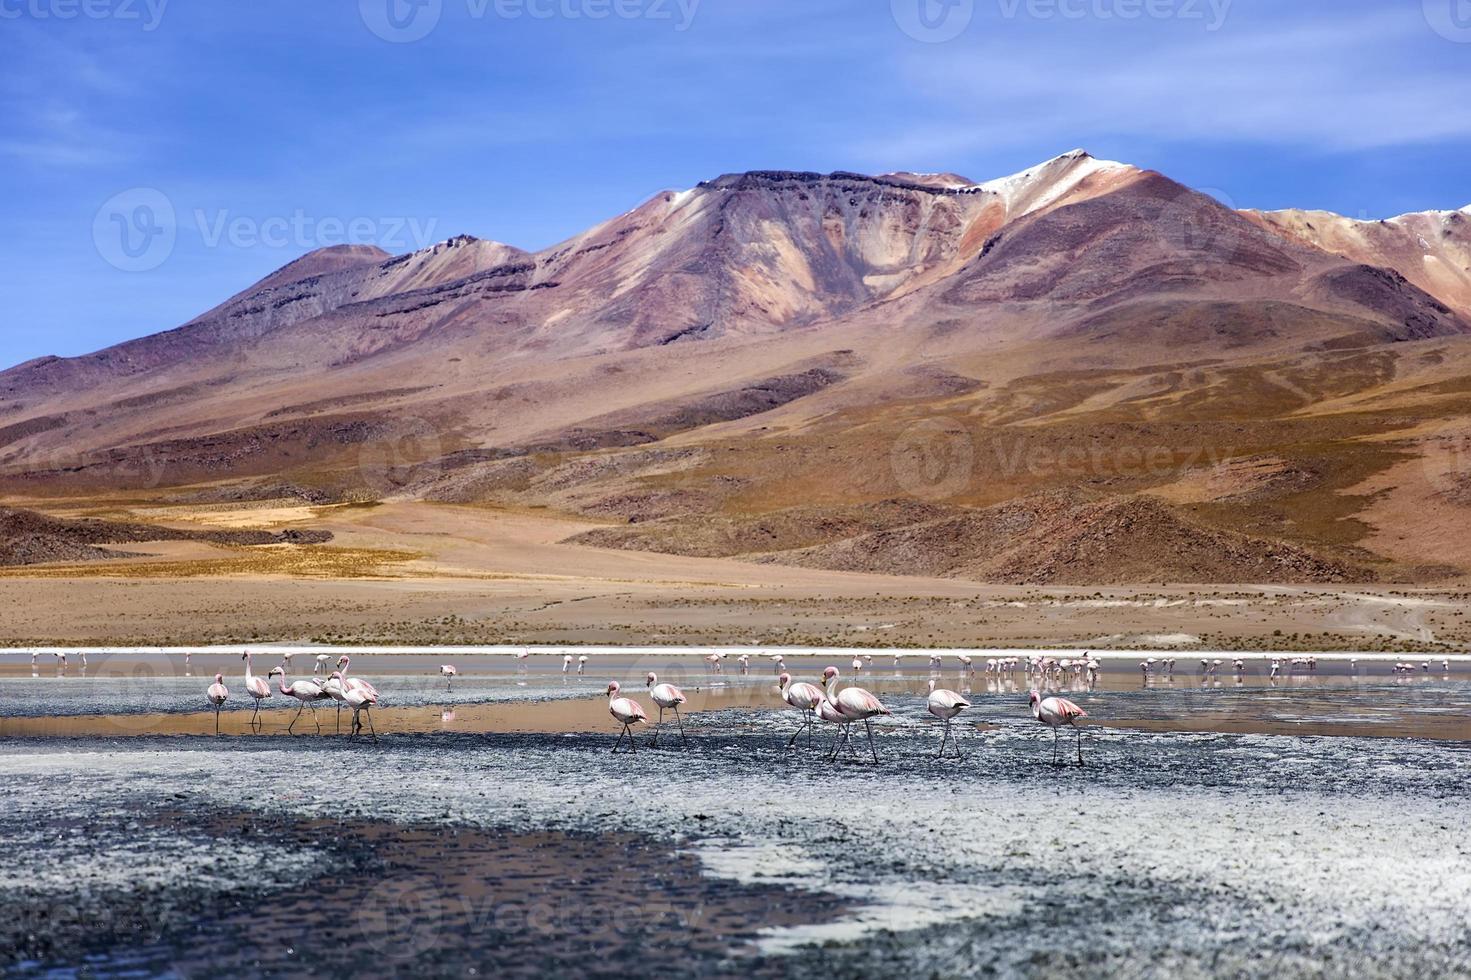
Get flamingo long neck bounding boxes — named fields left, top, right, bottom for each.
left=243, top=656, right=254, bottom=684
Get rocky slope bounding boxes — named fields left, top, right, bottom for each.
left=4, top=151, right=1471, bottom=582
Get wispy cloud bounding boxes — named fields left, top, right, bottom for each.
left=859, top=6, right=1471, bottom=162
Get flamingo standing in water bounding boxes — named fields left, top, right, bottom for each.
left=206, top=673, right=229, bottom=734
left=927, top=679, right=971, bottom=759
left=269, top=666, right=325, bottom=734
left=313, top=654, right=332, bottom=676
left=335, top=657, right=379, bottom=700
left=606, top=681, right=648, bottom=754
left=242, top=652, right=272, bottom=726
left=320, top=670, right=349, bottom=732
left=515, top=648, right=530, bottom=671
left=851, top=656, right=863, bottom=676
left=578, top=655, right=589, bottom=676
left=440, top=665, right=458, bottom=691
left=645, top=672, right=688, bottom=747
left=335, top=672, right=378, bottom=740
left=1030, top=690, right=1087, bottom=766
left=738, top=654, right=750, bottom=675
left=777, top=672, right=825, bottom=750
left=563, top=654, right=573, bottom=674
left=822, top=667, right=890, bottom=763
left=54, top=651, right=67, bottom=676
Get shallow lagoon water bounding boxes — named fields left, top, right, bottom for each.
left=2, top=662, right=1470, bottom=977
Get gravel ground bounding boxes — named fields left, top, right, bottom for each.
left=2, top=682, right=1470, bottom=977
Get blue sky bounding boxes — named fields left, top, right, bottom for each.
left=3, top=0, right=1470, bottom=366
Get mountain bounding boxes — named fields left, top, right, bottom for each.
left=4, top=151, right=1471, bottom=583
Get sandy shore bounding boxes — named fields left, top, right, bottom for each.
left=2, top=501, right=1468, bottom=652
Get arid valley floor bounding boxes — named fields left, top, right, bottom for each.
left=3, top=496, right=1470, bottom=654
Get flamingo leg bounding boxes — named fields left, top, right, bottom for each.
left=652, top=707, right=663, bottom=747
left=627, top=723, right=637, bottom=754
left=826, top=724, right=845, bottom=761
left=310, top=703, right=320, bottom=733
left=786, top=715, right=807, bottom=750
left=366, top=708, right=378, bottom=742
left=1072, top=721, right=1084, bottom=766
left=289, top=702, right=304, bottom=734
left=250, top=700, right=260, bottom=724
left=214, top=706, right=221, bottom=735
left=1052, top=725, right=1060, bottom=765
left=954, top=720, right=966, bottom=761
left=675, top=706, right=687, bottom=746
left=936, top=720, right=949, bottom=758
left=336, top=702, right=342, bottom=734
left=864, top=718, right=879, bottom=763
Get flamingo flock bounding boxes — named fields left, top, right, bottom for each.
left=22, top=646, right=1450, bottom=751
left=200, top=654, right=380, bottom=738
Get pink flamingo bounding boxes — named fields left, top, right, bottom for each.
left=335, top=656, right=379, bottom=699
left=822, top=667, right=891, bottom=763
left=440, top=664, right=458, bottom=691
left=927, top=679, right=971, bottom=759
left=1030, top=690, right=1087, bottom=766
left=777, top=672, right=825, bottom=750
left=606, top=681, right=647, bottom=754
left=337, top=672, right=378, bottom=740
left=320, top=670, right=349, bottom=732
left=705, top=653, right=724, bottom=675
left=241, top=652, right=272, bottom=726
left=645, top=672, right=688, bottom=747
left=562, top=654, right=573, bottom=674
left=206, top=673, right=229, bottom=734
left=269, top=666, right=326, bottom=734
left=816, top=690, right=856, bottom=759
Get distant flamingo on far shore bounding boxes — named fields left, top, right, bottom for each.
left=440, top=664, right=458, bottom=691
